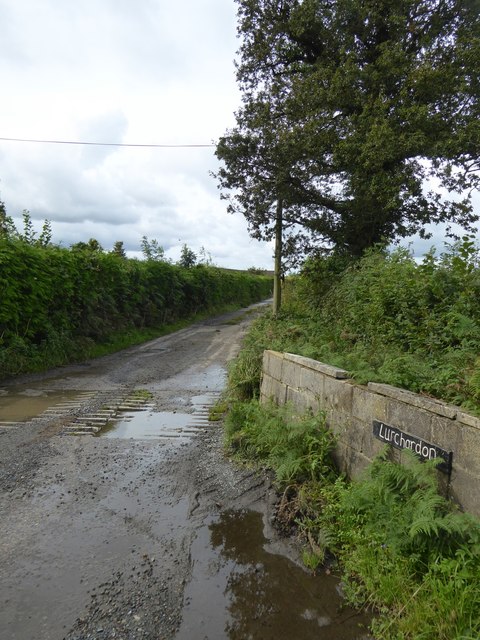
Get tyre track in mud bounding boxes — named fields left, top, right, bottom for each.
left=0, top=304, right=274, bottom=640
left=0, top=302, right=372, bottom=640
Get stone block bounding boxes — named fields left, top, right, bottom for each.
left=368, top=382, right=457, bottom=419
left=285, top=352, right=350, bottom=379
left=281, top=360, right=303, bottom=390
left=263, top=350, right=284, bottom=382
left=357, top=418, right=387, bottom=460
left=429, top=415, right=459, bottom=456
left=324, top=408, right=352, bottom=440
left=286, top=387, right=320, bottom=414
left=385, top=398, right=432, bottom=442
left=260, top=374, right=287, bottom=405
left=333, top=443, right=371, bottom=480
left=352, top=386, right=388, bottom=423
left=339, top=415, right=367, bottom=453
left=453, top=423, right=480, bottom=477
left=331, top=441, right=350, bottom=475
left=322, top=376, right=354, bottom=413
left=456, top=411, right=480, bottom=430
left=299, top=366, right=324, bottom=397
left=447, top=467, right=480, bottom=519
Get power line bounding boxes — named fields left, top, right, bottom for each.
left=0, top=136, right=215, bottom=148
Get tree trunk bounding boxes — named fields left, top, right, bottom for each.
left=273, top=198, right=283, bottom=316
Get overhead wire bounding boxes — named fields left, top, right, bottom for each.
left=0, top=136, right=215, bottom=148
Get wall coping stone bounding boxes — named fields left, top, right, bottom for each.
left=457, top=411, right=480, bottom=431
left=368, top=382, right=457, bottom=419
left=284, top=353, right=350, bottom=379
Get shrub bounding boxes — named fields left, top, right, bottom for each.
left=0, top=239, right=272, bottom=379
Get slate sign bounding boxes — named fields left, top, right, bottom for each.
left=372, top=420, right=453, bottom=474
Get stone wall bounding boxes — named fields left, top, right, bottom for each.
left=260, top=350, right=480, bottom=517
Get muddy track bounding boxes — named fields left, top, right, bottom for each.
left=0, top=303, right=371, bottom=640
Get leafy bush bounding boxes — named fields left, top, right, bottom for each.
left=230, top=239, right=480, bottom=412
left=226, top=307, right=320, bottom=401
left=0, top=239, right=272, bottom=379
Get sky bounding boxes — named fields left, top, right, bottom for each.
left=0, top=1, right=477, bottom=270
left=0, top=0, right=276, bottom=269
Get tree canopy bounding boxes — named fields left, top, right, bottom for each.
left=215, top=0, right=480, bottom=259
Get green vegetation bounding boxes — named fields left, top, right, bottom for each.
left=222, top=238, right=480, bottom=639
left=216, top=0, right=480, bottom=308
left=0, top=232, right=272, bottom=380
left=314, top=451, right=480, bottom=640
left=298, top=241, right=480, bottom=412
left=228, top=238, right=480, bottom=413
left=222, top=399, right=480, bottom=640
left=225, top=401, right=336, bottom=484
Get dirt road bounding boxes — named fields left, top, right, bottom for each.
left=0, top=304, right=371, bottom=640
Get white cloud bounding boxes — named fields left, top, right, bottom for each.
left=0, top=0, right=273, bottom=270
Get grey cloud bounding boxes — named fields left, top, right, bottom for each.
left=0, top=0, right=275, bottom=271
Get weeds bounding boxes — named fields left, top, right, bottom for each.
left=229, top=240, right=480, bottom=413
left=225, top=401, right=336, bottom=484
left=222, top=239, right=480, bottom=637
left=223, top=396, right=480, bottom=639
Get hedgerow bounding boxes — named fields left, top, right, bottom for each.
left=0, top=239, right=272, bottom=379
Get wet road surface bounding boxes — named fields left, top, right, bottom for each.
left=0, top=304, right=371, bottom=640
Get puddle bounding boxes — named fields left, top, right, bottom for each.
left=191, top=393, right=218, bottom=407
left=151, top=364, right=226, bottom=392
left=0, top=389, right=86, bottom=422
left=176, top=509, right=371, bottom=640
left=100, top=411, right=201, bottom=440
left=99, top=393, right=218, bottom=441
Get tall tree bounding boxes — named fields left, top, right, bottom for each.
left=140, top=236, right=165, bottom=261
left=282, top=0, right=480, bottom=255
left=71, top=238, right=104, bottom=252
left=19, top=210, right=36, bottom=245
left=216, top=12, right=319, bottom=312
left=215, top=113, right=295, bottom=313
left=37, top=219, right=52, bottom=247
left=216, top=0, right=480, bottom=268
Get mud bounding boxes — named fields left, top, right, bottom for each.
left=0, top=303, right=371, bottom=640
left=177, top=509, right=371, bottom=640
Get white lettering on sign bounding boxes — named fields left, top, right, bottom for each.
left=373, top=420, right=452, bottom=474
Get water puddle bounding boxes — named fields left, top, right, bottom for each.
left=0, top=389, right=89, bottom=423
left=100, top=411, right=201, bottom=440
left=99, top=393, right=218, bottom=441
left=176, top=509, right=371, bottom=640
left=151, top=364, right=226, bottom=392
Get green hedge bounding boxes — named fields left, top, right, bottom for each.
left=0, top=240, right=272, bottom=378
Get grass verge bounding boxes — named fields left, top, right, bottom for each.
left=223, top=283, right=480, bottom=639
left=0, top=302, right=253, bottom=381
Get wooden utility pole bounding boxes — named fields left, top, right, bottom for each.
left=272, top=198, right=283, bottom=316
